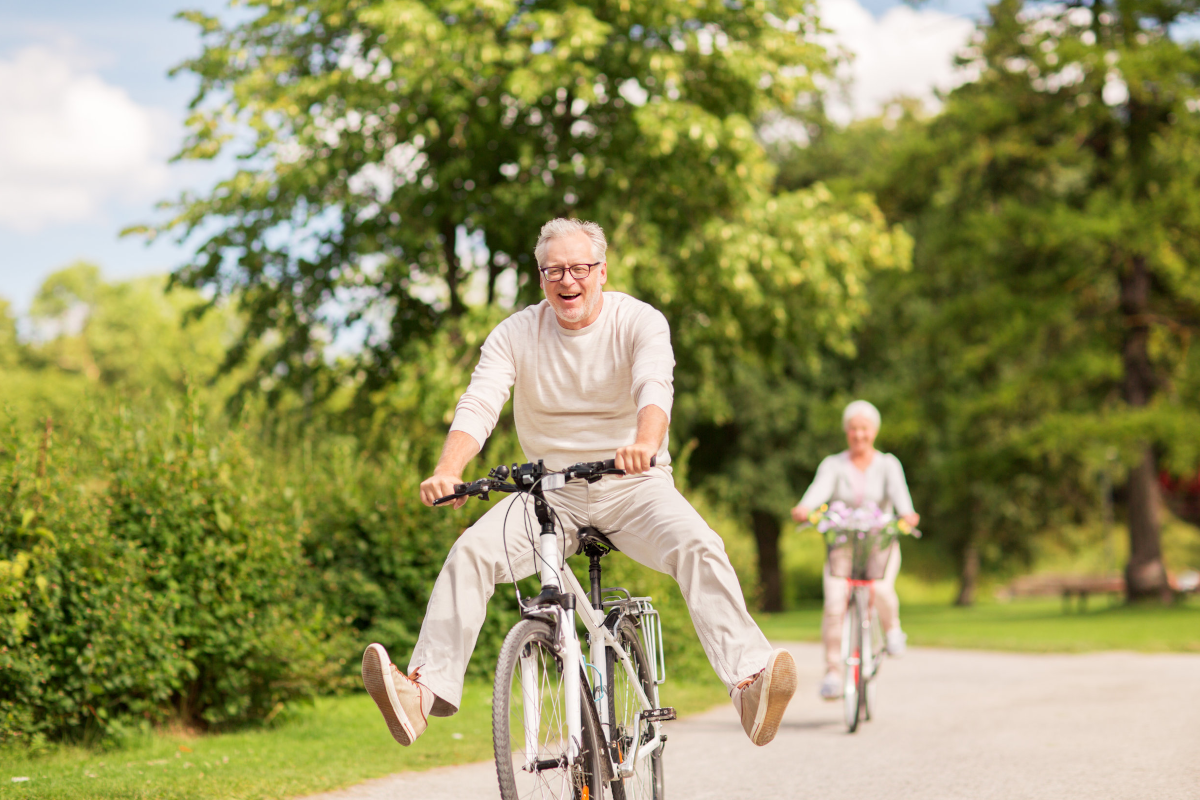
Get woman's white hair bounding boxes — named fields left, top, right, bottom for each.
left=842, top=400, right=881, bottom=431
left=534, top=218, right=607, bottom=267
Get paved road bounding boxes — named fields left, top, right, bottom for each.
left=304, top=642, right=1200, bottom=800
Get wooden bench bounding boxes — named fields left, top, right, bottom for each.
left=998, top=573, right=1125, bottom=611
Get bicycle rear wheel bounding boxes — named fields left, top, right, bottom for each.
left=841, top=599, right=863, bottom=733
left=494, top=619, right=606, bottom=800
left=607, top=617, right=664, bottom=800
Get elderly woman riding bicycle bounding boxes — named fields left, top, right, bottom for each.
left=791, top=400, right=920, bottom=700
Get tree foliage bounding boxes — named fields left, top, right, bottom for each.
left=775, top=0, right=1200, bottom=601
left=144, top=0, right=827, bottom=405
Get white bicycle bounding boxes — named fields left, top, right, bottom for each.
left=437, top=458, right=672, bottom=800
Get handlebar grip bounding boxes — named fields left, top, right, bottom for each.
left=601, top=456, right=657, bottom=470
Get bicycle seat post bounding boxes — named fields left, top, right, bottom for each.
left=588, top=550, right=603, bottom=611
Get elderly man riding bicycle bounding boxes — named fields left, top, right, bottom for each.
left=362, top=217, right=797, bottom=749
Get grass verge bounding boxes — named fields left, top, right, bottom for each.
left=0, top=679, right=728, bottom=800
left=756, top=597, right=1200, bottom=653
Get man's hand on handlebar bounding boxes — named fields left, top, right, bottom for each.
left=421, top=473, right=468, bottom=509
left=614, top=442, right=657, bottom=476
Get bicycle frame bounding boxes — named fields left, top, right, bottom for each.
left=525, top=497, right=667, bottom=780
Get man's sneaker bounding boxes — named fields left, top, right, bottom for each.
left=819, top=670, right=842, bottom=700
left=886, top=629, right=908, bottom=657
left=361, top=643, right=434, bottom=746
left=732, top=648, right=797, bottom=746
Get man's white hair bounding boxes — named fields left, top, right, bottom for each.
left=842, top=400, right=881, bottom=431
left=534, top=218, right=607, bottom=267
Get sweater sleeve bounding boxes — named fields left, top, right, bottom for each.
left=799, top=456, right=839, bottom=509
left=886, top=455, right=916, bottom=516
left=448, top=322, right=516, bottom=450
left=629, top=306, right=675, bottom=421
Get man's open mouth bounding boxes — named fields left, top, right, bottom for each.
left=559, top=292, right=582, bottom=301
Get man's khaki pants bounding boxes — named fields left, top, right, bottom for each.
left=821, top=543, right=902, bottom=674
left=409, top=466, right=774, bottom=715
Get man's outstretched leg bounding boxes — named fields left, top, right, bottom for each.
left=595, top=469, right=798, bottom=745
left=361, top=492, right=585, bottom=744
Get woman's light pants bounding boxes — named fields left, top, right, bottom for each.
left=821, top=543, right=902, bottom=674
left=409, top=467, right=774, bottom=715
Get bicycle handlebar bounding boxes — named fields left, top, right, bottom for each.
left=433, top=456, right=656, bottom=506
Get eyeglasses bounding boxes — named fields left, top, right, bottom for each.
left=539, top=262, right=600, bottom=282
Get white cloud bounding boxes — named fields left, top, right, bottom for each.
left=819, top=0, right=976, bottom=123
left=0, top=46, right=172, bottom=232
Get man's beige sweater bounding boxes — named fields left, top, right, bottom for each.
left=449, top=292, right=675, bottom=470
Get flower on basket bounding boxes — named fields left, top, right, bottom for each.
left=804, top=501, right=920, bottom=547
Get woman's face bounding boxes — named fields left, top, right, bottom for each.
left=845, top=415, right=878, bottom=455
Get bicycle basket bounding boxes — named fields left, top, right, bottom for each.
left=827, top=528, right=896, bottom=580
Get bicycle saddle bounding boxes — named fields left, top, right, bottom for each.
left=576, top=526, right=619, bottom=555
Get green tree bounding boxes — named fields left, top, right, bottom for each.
left=803, top=0, right=1200, bottom=602
left=19, top=263, right=240, bottom=397
left=139, top=0, right=827, bottom=405
left=0, top=298, right=19, bottom=371
left=654, top=186, right=912, bottom=609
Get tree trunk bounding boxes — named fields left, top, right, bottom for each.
left=441, top=217, right=465, bottom=316
left=1125, top=447, right=1170, bottom=601
left=750, top=510, right=784, bottom=612
left=955, top=539, right=979, bottom=607
left=1119, top=255, right=1170, bottom=601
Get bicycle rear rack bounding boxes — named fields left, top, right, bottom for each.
left=600, top=591, right=667, bottom=686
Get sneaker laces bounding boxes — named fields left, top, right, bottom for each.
left=735, top=669, right=764, bottom=692
left=394, top=663, right=432, bottom=723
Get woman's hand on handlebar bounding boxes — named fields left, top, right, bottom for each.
left=614, top=443, right=657, bottom=475
left=421, top=473, right=467, bottom=509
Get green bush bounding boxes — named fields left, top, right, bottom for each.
left=1, top=418, right=178, bottom=742
left=0, top=401, right=336, bottom=743
left=100, top=401, right=335, bottom=726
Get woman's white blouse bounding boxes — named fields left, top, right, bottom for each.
left=799, top=450, right=915, bottom=515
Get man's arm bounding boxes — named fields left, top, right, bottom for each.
left=615, top=404, right=668, bottom=475
left=419, top=431, right=482, bottom=509
left=423, top=320, right=515, bottom=509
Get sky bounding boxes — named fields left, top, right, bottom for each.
left=0, top=0, right=985, bottom=314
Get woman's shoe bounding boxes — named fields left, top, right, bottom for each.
left=818, top=670, right=842, bottom=700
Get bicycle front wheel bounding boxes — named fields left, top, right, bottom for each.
left=494, top=619, right=606, bottom=800
left=607, top=618, right=664, bottom=800
left=841, top=599, right=863, bottom=733
left=863, top=607, right=883, bottom=722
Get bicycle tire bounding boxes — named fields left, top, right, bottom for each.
left=857, top=601, right=871, bottom=725
left=494, top=618, right=606, bottom=800
left=842, top=598, right=862, bottom=733
left=864, top=607, right=883, bottom=722
left=607, top=617, right=665, bottom=800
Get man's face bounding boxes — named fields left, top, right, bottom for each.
left=539, top=231, right=607, bottom=328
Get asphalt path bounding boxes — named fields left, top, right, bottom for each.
left=304, top=642, right=1200, bottom=800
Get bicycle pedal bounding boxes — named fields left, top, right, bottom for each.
left=639, top=707, right=676, bottom=722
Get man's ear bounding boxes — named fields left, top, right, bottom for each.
left=598, top=261, right=608, bottom=287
